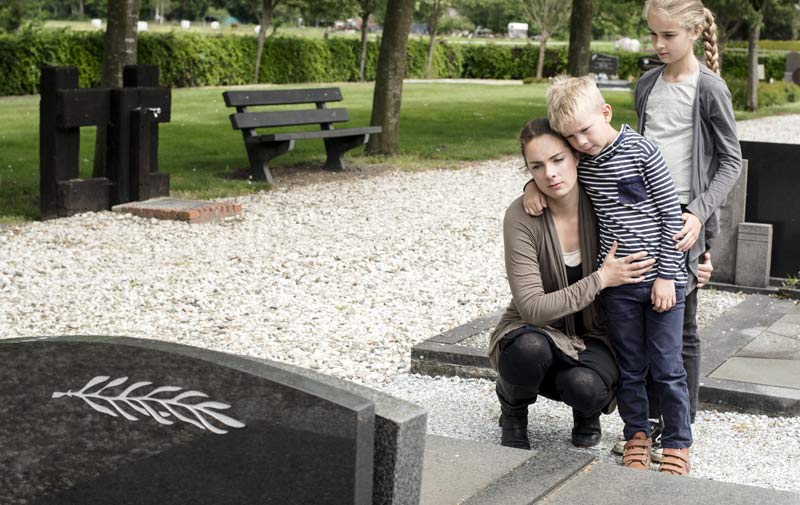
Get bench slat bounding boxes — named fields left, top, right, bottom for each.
left=246, top=126, right=382, bottom=143
left=223, top=88, right=343, bottom=107
left=231, top=108, right=350, bottom=130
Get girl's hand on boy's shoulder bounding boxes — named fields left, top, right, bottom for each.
left=673, top=212, right=702, bottom=251
left=651, top=277, right=676, bottom=313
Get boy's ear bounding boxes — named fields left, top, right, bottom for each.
left=601, top=103, right=613, bottom=123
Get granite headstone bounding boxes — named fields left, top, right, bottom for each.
left=784, top=51, right=800, bottom=84
left=589, top=53, right=619, bottom=78
left=0, top=336, right=375, bottom=505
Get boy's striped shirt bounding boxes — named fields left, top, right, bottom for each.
left=578, top=124, right=687, bottom=285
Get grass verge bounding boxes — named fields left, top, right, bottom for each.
left=1, top=81, right=798, bottom=222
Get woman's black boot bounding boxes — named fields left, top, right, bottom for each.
left=499, top=413, right=530, bottom=450
left=571, top=409, right=602, bottom=447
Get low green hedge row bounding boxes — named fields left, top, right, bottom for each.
left=727, top=78, right=799, bottom=109
left=0, top=30, right=794, bottom=98
left=725, top=39, right=800, bottom=52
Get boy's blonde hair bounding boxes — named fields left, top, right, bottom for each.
left=546, top=75, right=605, bottom=135
left=643, top=0, right=719, bottom=74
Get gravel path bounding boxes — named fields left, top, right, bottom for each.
left=2, top=114, right=799, bottom=494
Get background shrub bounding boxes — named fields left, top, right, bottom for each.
left=0, top=30, right=795, bottom=109
left=727, top=78, right=799, bottom=109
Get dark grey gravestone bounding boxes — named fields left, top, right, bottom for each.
left=0, top=335, right=374, bottom=505
left=589, top=53, right=619, bottom=77
left=244, top=356, right=427, bottom=505
left=785, top=51, right=800, bottom=83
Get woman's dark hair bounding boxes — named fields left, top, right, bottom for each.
left=518, top=118, right=564, bottom=157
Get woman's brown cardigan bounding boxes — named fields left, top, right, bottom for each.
left=488, top=188, right=611, bottom=370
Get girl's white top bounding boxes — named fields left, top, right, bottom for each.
left=642, top=68, right=700, bottom=205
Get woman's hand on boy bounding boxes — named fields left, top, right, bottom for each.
left=598, top=241, right=655, bottom=289
left=673, top=212, right=702, bottom=251
left=651, top=277, right=676, bottom=312
left=523, top=179, right=547, bottom=216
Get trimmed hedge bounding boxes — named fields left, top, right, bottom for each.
left=0, top=30, right=795, bottom=103
left=727, top=78, right=799, bottom=109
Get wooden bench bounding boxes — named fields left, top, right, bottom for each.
left=223, top=87, right=381, bottom=183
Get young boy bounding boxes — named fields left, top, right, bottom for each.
left=546, top=75, right=692, bottom=475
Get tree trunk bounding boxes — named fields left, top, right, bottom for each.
left=567, top=0, right=592, bottom=76
left=254, top=1, right=275, bottom=83
left=359, top=11, right=369, bottom=81
left=746, top=13, right=762, bottom=111
left=425, top=16, right=438, bottom=78
left=93, top=0, right=141, bottom=178
left=365, top=0, right=415, bottom=156
left=536, top=35, right=548, bottom=78
left=78, top=0, right=84, bottom=17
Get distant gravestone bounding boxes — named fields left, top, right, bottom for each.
left=0, top=336, right=376, bottom=505
left=589, top=53, right=619, bottom=78
left=637, top=55, right=663, bottom=76
left=711, top=160, right=748, bottom=284
left=785, top=52, right=800, bottom=84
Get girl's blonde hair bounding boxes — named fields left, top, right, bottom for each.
left=643, top=0, right=719, bottom=74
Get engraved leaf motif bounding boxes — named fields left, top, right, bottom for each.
left=52, top=376, right=246, bottom=434
left=78, top=376, right=110, bottom=393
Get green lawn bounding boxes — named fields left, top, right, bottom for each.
left=1, top=82, right=799, bottom=222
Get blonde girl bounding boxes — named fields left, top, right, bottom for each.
left=632, top=0, right=741, bottom=473
left=522, top=0, right=741, bottom=475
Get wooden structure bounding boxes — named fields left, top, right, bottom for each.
left=222, top=87, right=381, bottom=184
left=39, top=65, right=171, bottom=220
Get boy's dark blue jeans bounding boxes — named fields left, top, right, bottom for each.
left=601, top=282, right=692, bottom=449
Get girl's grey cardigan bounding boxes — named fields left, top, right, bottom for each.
left=635, top=64, right=743, bottom=292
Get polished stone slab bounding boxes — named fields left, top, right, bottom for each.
left=709, top=356, right=800, bottom=390
left=243, top=356, right=427, bottom=505
left=0, top=335, right=374, bottom=505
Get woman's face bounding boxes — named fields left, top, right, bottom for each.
left=523, top=134, right=579, bottom=201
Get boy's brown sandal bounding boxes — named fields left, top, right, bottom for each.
left=658, top=448, right=691, bottom=475
left=622, top=432, right=652, bottom=470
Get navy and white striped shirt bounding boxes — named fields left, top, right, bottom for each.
left=578, top=124, right=687, bottom=285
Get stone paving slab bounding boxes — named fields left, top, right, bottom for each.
left=420, top=435, right=593, bottom=505
left=536, top=462, right=800, bottom=505
left=737, top=331, right=800, bottom=360
left=710, top=357, right=800, bottom=390
left=112, top=197, right=242, bottom=224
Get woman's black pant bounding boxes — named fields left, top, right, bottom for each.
left=496, top=328, right=616, bottom=419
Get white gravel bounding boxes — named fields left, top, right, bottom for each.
left=1, top=114, right=799, bottom=494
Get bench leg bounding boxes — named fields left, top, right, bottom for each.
left=246, top=140, right=294, bottom=184
left=323, top=135, right=370, bottom=172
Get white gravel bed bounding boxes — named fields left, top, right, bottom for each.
left=379, top=374, right=800, bottom=494
left=737, top=114, right=800, bottom=145
left=0, top=164, right=526, bottom=383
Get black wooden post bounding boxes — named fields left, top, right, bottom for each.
left=130, top=105, right=169, bottom=200
left=40, top=67, right=80, bottom=220
left=107, top=65, right=170, bottom=204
